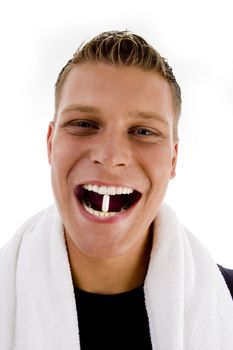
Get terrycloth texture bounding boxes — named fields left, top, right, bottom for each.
left=144, top=205, right=233, bottom=349
left=1, top=204, right=233, bottom=349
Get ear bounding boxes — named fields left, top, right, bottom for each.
left=47, top=121, right=55, bottom=165
left=170, top=142, right=179, bottom=179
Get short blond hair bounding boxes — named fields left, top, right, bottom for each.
left=55, top=30, right=181, bottom=138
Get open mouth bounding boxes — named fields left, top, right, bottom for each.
left=74, top=184, right=141, bottom=218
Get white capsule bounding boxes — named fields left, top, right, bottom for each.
left=102, top=194, right=110, bottom=212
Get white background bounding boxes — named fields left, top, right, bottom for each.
left=0, top=0, right=232, bottom=267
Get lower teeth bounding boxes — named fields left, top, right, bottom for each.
left=82, top=202, right=119, bottom=217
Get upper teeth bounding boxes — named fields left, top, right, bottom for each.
left=83, top=184, right=134, bottom=195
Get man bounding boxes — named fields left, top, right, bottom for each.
left=1, top=30, right=233, bottom=349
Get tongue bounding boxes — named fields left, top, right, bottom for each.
left=86, top=192, right=126, bottom=212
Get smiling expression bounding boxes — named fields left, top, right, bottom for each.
left=47, top=62, right=178, bottom=258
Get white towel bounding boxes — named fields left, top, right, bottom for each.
left=0, top=204, right=233, bottom=349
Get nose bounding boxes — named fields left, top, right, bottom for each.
left=90, top=131, right=131, bottom=169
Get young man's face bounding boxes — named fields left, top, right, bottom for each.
left=47, top=63, right=178, bottom=258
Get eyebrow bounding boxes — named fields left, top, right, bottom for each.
left=61, top=104, right=101, bottom=116
left=130, top=111, right=169, bottom=127
left=61, top=104, right=169, bottom=127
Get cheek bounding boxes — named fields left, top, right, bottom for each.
left=51, top=136, right=81, bottom=177
left=50, top=139, right=76, bottom=204
left=140, top=145, right=173, bottom=180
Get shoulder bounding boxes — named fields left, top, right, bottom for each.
left=218, top=265, right=233, bottom=299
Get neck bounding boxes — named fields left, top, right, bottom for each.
left=65, top=229, right=153, bottom=295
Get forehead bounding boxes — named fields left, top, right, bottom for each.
left=57, top=63, right=175, bottom=123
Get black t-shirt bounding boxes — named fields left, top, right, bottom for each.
left=218, top=265, right=233, bottom=298
left=74, top=285, right=152, bottom=350
left=74, top=266, right=233, bottom=349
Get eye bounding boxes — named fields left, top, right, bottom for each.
left=63, top=119, right=99, bottom=136
left=128, top=126, right=162, bottom=143
left=69, top=120, right=98, bottom=129
left=134, top=128, right=153, bottom=136
left=129, top=127, right=159, bottom=137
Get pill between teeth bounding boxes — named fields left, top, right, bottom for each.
left=102, top=194, right=110, bottom=212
